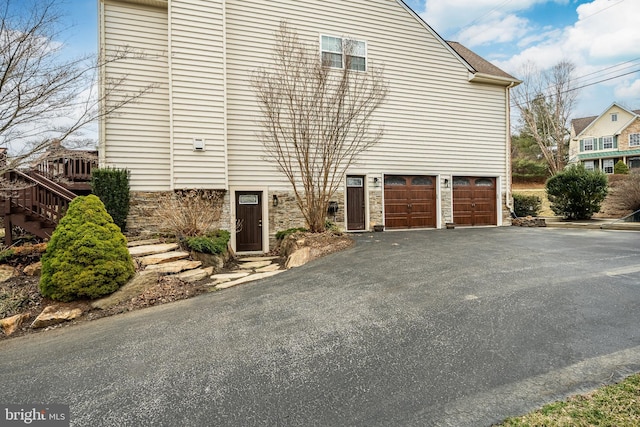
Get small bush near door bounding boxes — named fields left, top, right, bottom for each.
left=545, top=165, right=608, bottom=220
left=155, top=189, right=226, bottom=237
left=513, top=193, right=542, bottom=217
left=184, top=230, right=231, bottom=255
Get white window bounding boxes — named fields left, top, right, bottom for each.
left=603, top=159, right=614, bottom=174
left=583, top=160, right=595, bottom=171
left=611, top=113, right=618, bottom=122
left=582, top=138, right=594, bottom=151
left=603, top=136, right=613, bottom=149
left=630, top=133, right=640, bottom=147
left=321, top=35, right=366, bottom=71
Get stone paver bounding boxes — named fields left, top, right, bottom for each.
left=127, top=239, right=163, bottom=248
left=256, top=264, right=281, bottom=273
left=210, top=272, right=251, bottom=284
left=128, top=243, right=180, bottom=257
left=213, top=270, right=283, bottom=289
left=239, top=256, right=279, bottom=262
left=138, top=251, right=190, bottom=266
left=144, top=260, right=202, bottom=274
left=177, top=267, right=215, bottom=283
left=238, top=260, right=273, bottom=270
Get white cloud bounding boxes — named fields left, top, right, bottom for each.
left=614, top=78, right=640, bottom=100
left=456, top=14, right=530, bottom=46
left=420, top=0, right=567, bottom=34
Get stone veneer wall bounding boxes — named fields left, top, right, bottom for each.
left=127, top=191, right=232, bottom=235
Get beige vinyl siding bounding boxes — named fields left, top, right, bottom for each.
left=224, top=0, right=509, bottom=190
left=170, top=0, right=227, bottom=189
left=102, top=0, right=170, bottom=191
left=584, top=106, right=634, bottom=137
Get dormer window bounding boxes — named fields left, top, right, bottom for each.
left=611, top=113, right=618, bottom=122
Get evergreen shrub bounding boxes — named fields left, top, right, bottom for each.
left=513, top=193, right=542, bottom=217
left=39, top=195, right=135, bottom=302
left=91, top=168, right=130, bottom=231
left=546, top=165, right=608, bottom=220
left=184, top=230, right=231, bottom=255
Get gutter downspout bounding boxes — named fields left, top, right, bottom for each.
left=168, top=0, right=175, bottom=190
left=98, top=0, right=106, bottom=167
left=505, top=81, right=517, bottom=215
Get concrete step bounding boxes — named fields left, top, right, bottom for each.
left=144, top=260, right=202, bottom=274
left=129, top=243, right=180, bottom=257
left=138, top=251, right=190, bottom=266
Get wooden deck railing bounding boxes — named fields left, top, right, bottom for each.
left=35, top=153, right=97, bottom=182
left=2, top=170, right=76, bottom=245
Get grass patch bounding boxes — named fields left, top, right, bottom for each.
left=498, top=373, right=640, bottom=426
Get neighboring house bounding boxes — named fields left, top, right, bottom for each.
left=99, top=0, right=520, bottom=253
left=569, top=103, right=640, bottom=174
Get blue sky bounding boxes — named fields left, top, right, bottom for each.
left=59, top=0, right=639, bottom=120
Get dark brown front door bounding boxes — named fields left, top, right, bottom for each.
left=384, top=175, right=437, bottom=229
left=347, top=176, right=365, bottom=230
left=236, top=191, right=262, bottom=252
left=453, top=177, right=497, bottom=226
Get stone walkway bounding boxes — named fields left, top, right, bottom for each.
left=127, top=241, right=284, bottom=290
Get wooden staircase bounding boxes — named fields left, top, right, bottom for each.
left=1, top=148, right=98, bottom=246
left=1, top=169, right=77, bottom=245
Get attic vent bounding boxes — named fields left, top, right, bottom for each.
left=193, top=138, right=205, bottom=151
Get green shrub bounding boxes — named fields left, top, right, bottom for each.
left=91, top=168, right=131, bottom=231
left=546, top=165, right=608, bottom=220
left=39, top=195, right=135, bottom=302
left=275, top=227, right=307, bottom=240
left=513, top=193, right=542, bottom=217
left=0, top=248, right=16, bottom=263
left=184, top=230, right=230, bottom=254
left=614, top=160, right=630, bottom=175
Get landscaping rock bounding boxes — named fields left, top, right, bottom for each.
left=138, top=251, right=190, bottom=266
left=512, top=216, right=547, bottom=227
left=214, top=270, right=283, bottom=290
left=128, top=243, right=180, bottom=257
left=238, top=260, right=273, bottom=270
left=144, top=260, right=202, bottom=274
left=210, top=272, right=250, bottom=284
left=190, top=252, right=225, bottom=271
left=92, top=272, right=160, bottom=310
left=285, top=247, right=311, bottom=269
left=256, top=264, right=281, bottom=273
left=176, top=267, right=215, bottom=283
left=127, top=239, right=163, bottom=247
left=0, top=265, right=16, bottom=283
left=0, top=313, right=30, bottom=336
left=31, top=306, right=83, bottom=329
left=23, top=261, right=42, bottom=276
left=239, top=256, right=279, bottom=262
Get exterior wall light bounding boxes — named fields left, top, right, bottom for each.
left=444, top=178, right=449, bottom=188
left=272, top=194, right=279, bottom=207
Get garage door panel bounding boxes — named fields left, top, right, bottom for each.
left=384, top=175, right=436, bottom=229
left=453, top=177, right=496, bottom=226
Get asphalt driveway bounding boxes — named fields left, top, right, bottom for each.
left=1, top=227, right=640, bottom=426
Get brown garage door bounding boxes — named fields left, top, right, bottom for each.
left=453, top=177, right=497, bottom=226
left=384, top=175, right=437, bottom=229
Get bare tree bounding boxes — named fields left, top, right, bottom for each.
left=513, top=60, right=578, bottom=175
left=0, top=0, right=150, bottom=174
left=253, top=22, right=388, bottom=232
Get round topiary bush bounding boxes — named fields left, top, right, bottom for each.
left=40, top=195, right=135, bottom=302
